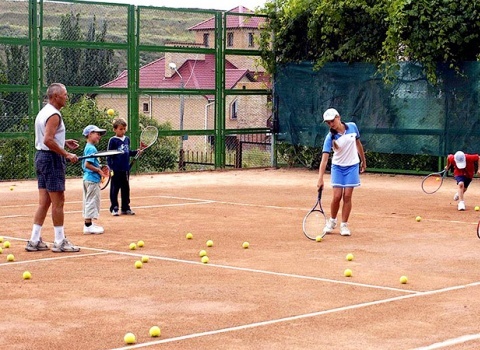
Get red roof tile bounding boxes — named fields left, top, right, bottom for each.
left=188, top=6, right=266, bottom=31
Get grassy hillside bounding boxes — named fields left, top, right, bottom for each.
left=0, top=0, right=214, bottom=69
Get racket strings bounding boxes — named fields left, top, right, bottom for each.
left=422, top=174, right=443, bottom=193
left=140, top=127, right=158, bottom=148
left=303, top=211, right=326, bottom=239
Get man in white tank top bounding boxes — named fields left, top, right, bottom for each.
left=25, top=83, right=81, bottom=253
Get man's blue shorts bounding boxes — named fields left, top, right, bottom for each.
left=35, top=150, right=66, bottom=192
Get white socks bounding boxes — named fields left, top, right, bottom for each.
left=30, top=224, right=42, bottom=242
left=54, top=226, right=65, bottom=244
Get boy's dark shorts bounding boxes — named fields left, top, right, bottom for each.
left=454, top=175, right=472, bottom=189
left=35, top=150, right=66, bottom=192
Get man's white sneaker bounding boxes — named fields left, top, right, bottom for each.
left=340, top=222, right=351, bottom=236
left=83, top=223, right=104, bottom=234
left=458, top=201, right=465, bottom=211
left=323, top=218, right=337, bottom=234
left=453, top=192, right=459, bottom=201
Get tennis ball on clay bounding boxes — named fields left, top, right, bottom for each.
left=134, top=260, right=143, bottom=269
left=201, top=255, right=209, bottom=264
left=315, top=235, right=322, bottom=242
left=129, top=242, right=137, bottom=250
left=149, top=325, right=161, bottom=337
left=137, top=240, right=144, bottom=247
left=23, top=271, right=31, bottom=280
left=141, top=255, right=149, bottom=263
left=199, top=249, right=207, bottom=257
left=0, top=247, right=3, bottom=254
left=9, top=186, right=14, bottom=191
left=415, top=216, right=422, bottom=222
left=475, top=206, right=480, bottom=211
left=400, top=275, right=408, bottom=284
left=242, top=241, right=250, bottom=249
left=124, top=332, right=136, bottom=344
left=206, top=240, right=213, bottom=247
left=0, top=236, right=3, bottom=243
left=186, top=232, right=193, bottom=240
left=344, top=268, right=352, bottom=277
left=107, top=108, right=115, bottom=116
left=346, top=253, right=354, bottom=261
left=3, top=241, right=11, bottom=248
left=6, top=254, right=14, bottom=262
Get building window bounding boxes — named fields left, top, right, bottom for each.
left=142, top=103, right=149, bottom=113
left=227, top=32, right=234, bottom=47
left=203, top=33, right=209, bottom=47
left=248, top=33, right=254, bottom=47
left=230, top=99, right=238, bottom=120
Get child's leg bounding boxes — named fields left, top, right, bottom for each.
left=120, top=172, right=131, bottom=212
left=109, top=173, right=121, bottom=212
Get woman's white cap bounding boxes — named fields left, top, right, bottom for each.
left=323, top=108, right=339, bottom=121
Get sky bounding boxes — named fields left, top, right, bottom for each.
left=83, top=0, right=268, bottom=11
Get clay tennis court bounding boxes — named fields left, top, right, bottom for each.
left=1, top=168, right=479, bottom=349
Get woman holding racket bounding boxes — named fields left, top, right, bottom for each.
left=317, top=108, right=366, bottom=236
left=446, top=151, right=480, bottom=211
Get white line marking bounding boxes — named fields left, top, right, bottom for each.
left=411, top=333, right=480, bottom=349
left=0, top=251, right=109, bottom=266
left=110, top=282, right=480, bottom=350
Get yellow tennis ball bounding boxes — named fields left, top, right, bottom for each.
left=134, top=260, right=143, bottom=269
left=3, top=241, right=10, bottom=248
left=149, top=325, right=161, bottom=337
left=201, top=255, right=209, bottom=264
left=415, top=216, right=422, bottom=222
left=0, top=236, right=3, bottom=243
left=346, top=253, right=354, bottom=261
left=137, top=240, right=145, bottom=247
left=344, top=268, right=352, bottom=277
left=475, top=206, right=479, bottom=211
left=129, top=242, right=137, bottom=250
left=199, top=249, right=207, bottom=257
left=107, top=108, right=115, bottom=116
left=315, top=236, right=322, bottom=242
left=186, top=232, right=193, bottom=239
left=23, top=271, right=31, bottom=280
left=6, top=254, right=14, bottom=262
left=206, top=240, right=213, bottom=247
left=0, top=247, right=3, bottom=254
left=141, top=255, right=149, bottom=263
left=124, top=332, right=136, bottom=344
left=242, top=241, right=249, bottom=249
left=400, top=275, right=408, bottom=284
left=9, top=186, right=14, bottom=191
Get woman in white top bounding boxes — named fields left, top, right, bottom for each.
left=317, top=108, right=366, bottom=236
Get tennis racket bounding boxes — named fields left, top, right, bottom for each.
left=78, top=150, right=124, bottom=160
left=99, top=165, right=111, bottom=190
left=477, top=221, right=480, bottom=239
left=302, top=187, right=327, bottom=240
left=129, top=126, right=158, bottom=170
left=421, top=169, right=448, bottom=194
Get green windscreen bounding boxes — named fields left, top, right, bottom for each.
left=274, top=62, right=480, bottom=156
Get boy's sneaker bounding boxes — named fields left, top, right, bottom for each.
left=323, top=218, right=337, bottom=235
left=453, top=192, right=459, bottom=201
left=25, top=238, right=49, bottom=252
left=51, top=238, right=80, bottom=253
left=458, top=201, right=465, bottom=211
left=121, top=209, right=135, bottom=215
left=83, top=223, right=104, bottom=234
left=340, top=222, right=351, bottom=236
left=111, top=209, right=119, bottom=216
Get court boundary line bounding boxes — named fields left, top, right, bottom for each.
left=110, top=282, right=480, bottom=350
left=411, top=333, right=480, bottom=349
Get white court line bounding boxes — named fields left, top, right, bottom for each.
left=111, top=282, right=480, bottom=350
left=0, top=251, right=109, bottom=266
left=411, top=333, right=480, bottom=349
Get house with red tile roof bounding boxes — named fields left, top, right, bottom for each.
left=96, top=6, right=270, bottom=151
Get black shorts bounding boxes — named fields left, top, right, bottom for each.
left=35, top=150, right=66, bottom=192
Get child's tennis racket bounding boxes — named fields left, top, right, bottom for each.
left=421, top=169, right=448, bottom=194
left=129, top=126, right=158, bottom=170
left=477, top=220, right=480, bottom=239
left=78, top=150, right=124, bottom=160
left=302, top=187, right=327, bottom=241
left=100, top=165, right=111, bottom=190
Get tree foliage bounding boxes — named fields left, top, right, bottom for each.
left=259, top=0, right=480, bottom=83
